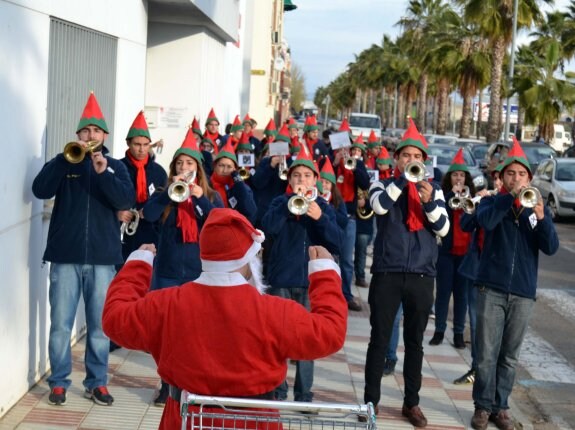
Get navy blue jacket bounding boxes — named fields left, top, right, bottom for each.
left=120, top=155, right=168, bottom=260
left=262, top=194, right=341, bottom=288
left=475, top=193, right=559, bottom=298
left=32, top=151, right=135, bottom=265
left=369, top=175, right=450, bottom=276
left=355, top=199, right=374, bottom=236
left=143, top=189, right=224, bottom=281
left=219, top=172, right=258, bottom=225
left=457, top=211, right=482, bottom=281
left=250, top=156, right=289, bottom=227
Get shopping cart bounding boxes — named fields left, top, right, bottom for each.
left=180, top=392, right=377, bottom=430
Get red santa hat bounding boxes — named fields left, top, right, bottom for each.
left=200, top=208, right=265, bottom=272
left=338, top=117, right=351, bottom=133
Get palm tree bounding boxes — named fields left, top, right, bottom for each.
left=458, top=0, right=549, bottom=142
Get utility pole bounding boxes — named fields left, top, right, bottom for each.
left=503, top=0, right=519, bottom=143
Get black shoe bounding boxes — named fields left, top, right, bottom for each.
left=347, top=299, right=362, bottom=311
left=429, top=331, right=444, bottom=345
left=154, top=383, right=169, bottom=406
left=48, top=387, right=67, bottom=406
left=453, top=333, right=466, bottom=349
left=382, top=358, right=397, bottom=376
left=109, top=341, right=122, bottom=352
left=355, top=278, right=369, bottom=288
left=85, top=386, right=114, bottom=406
left=453, top=368, right=475, bottom=385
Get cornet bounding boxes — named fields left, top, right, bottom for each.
left=343, top=148, right=356, bottom=171
left=168, top=171, right=197, bottom=202
left=238, top=167, right=251, bottom=181
left=63, top=140, right=102, bottom=164
left=404, top=161, right=426, bottom=182
left=288, top=187, right=318, bottom=216
left=519, top=187, right=541, bottom=208
left=278, top=155, right=289, bottom=180
left=120, top=209, right=140, bottom=242
left=448, top=186, right=470, bottom=210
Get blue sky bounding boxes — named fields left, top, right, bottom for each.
left=283, top=0, right=572, bottom=100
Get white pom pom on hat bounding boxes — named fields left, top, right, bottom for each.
left=200, top=208, right=264, bottom=272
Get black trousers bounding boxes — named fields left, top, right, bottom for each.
left=364, top=272, right=434, bottom=408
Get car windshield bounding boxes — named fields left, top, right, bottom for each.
left=524, top=146, right=555, bottom=165
left=428, top=146, right=475, bottom=166
left=350, top=116, right=380, bottom=128
left=471, top=146, right=488, bottom=161
left=555, top=163, right=575, bottom=181
left=433, top=136, right=457, bottom=145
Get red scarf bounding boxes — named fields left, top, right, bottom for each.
left=336, top=166, right=356, bottom=202
left=211, top=172, right=234, bottom=208
left=126, top=150, right=149, bottom=203
left=394, top=166, right=425, bottom=231
left=204, top=131, right=220, bottom=154
left=379, top=168, right=392, bottom=180
left=366, top=155, right=376, bottom=170
left=499, top=185, right=522, bottom=208
left=451, top=209, right=471, bottom=255
left=176, top=197, right=199, bottom=243
left=304, top=136, right=317, bottom=156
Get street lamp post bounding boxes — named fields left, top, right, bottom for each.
left=323, top=95, right=330, bottom=132
left=503, top=0, right=519, bottom=143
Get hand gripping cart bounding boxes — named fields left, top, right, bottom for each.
left=180, top=392, right=377, bottom=430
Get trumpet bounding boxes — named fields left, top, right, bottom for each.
left=168, top=171, right=197, bottom=202
left=120, top=209, right=140, bottom=242
left=288, top=187, right=318, bottom=215
left=519, top=186, right=541, bottom=208
left=404, top=161, right=426, bottom=182
left=448, top=186, right=471, bottom=210
left=238, top=167, right=251, bottom=181
left=343, top=148, right=356, bottom=171
left=63, top=140, right=102, bottom=164
left=278, top=155, right=289, bottom=180
left=356, top=189, right=374, bottom=220
left=459, top=196, right=482, bottom=214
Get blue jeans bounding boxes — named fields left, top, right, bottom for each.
left=340, top=219, right=356, bottom=301
left=266, top=287, right=314, bottom=402
left=468, top=286, right=478, bottom=369
left=47, top=264, right=116, bottom=390
left=386, top=304, right=403, bottom=361
left=434, top=254, right=470, bottom=334
left=473, top=286, right=534, bottom=413
left=354, top=232, right=372, bottom=281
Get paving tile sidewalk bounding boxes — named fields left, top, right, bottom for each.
left=0, top=272, right=532, bottom=430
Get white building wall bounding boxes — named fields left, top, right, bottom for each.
left=0, top=0, right=147, bottom=417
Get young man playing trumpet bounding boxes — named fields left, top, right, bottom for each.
left=470, top=139, right=559, bottom=430
left=365, top=118, right=449, bottom=428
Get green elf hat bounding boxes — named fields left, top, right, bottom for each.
left=320, top=157, right=337, bottom=185
left=376, top=146, right=392, bottom=165
left=205, top=108, right=219, bottom=126
left=290, top=136, right=301, bottom=154
left=264, top=118, right=277, bottom=137
left=191, top=116, right=203, bottom=137
left=394, top=117, right=428, bottom=160
left=214, top=140, right=238, bottom=167
left=306, top=115, right=319, bottom=132
left=287, top=117, right=298, bottom=130
left=230, top=115, right=244, bottom=133
left=126, top=110, right=151, bottom=141
left=338, top=117, right=351, bottom=134
left=316, top=180, right=324, bottom=195
left=351, top=133, right=367, bottom=153
left=447, top=147, right=469, bottom=174
left=303, top=116, right=311, bottom=133
left=173, top=127, right=204, bottom=164
left=236, top=131, right=254, bottom=153
left=243, top=114, right=253, bottom=126
left=367, top=130, right=381, bottom=149
left=77, top=91, right=109, bottom=133
left=276, top=124, right=291, bottom=142
left=491, top=161, right=504, bottom=177
left=501, top=136, right=532, bottom=178
left=289, top=145, right=318, bottom=176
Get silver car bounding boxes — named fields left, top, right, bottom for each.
left=532, top=158, right=575, bottom=220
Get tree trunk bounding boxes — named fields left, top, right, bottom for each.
left=381, top=88, right=387, bottom=128
left=369, top=89, right=376, bottom=114
left=416, top=73, right=428, bottom=133
left=486, top=37, right=506, bottom=143
left=460, top=91, right=473, bottom=138
left=516, top=106, right=524, bottom=140
left=477, top=89, right=483, bottom=139
left=436, top=79, right=449, bottom=135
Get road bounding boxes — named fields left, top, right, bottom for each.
left=513, top=218, right=575, bottom=429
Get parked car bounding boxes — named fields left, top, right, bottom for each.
left=485, top=141, right=557, bottom=176
left=427, top=143, right=487, bottom=189
left=531, top=158, right=575, bottom=220
left=381, top=128, right=405, bottom=151
left=563, top=145, right=575, bottom=158
left=455, top=139, right=490, bottom=170
left=424, top=134, right=458, bottom=145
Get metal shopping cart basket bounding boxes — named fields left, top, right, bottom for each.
left=180, top=392, right=377, bottom=430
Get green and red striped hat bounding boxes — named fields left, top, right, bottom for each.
left=367, top=130, right=381, bottom=149
left=264, top=119, right=277, bottom=137
left=276, top=124, right=290, bottom=143
left=447, top=147, right=469, bottom=173
left=191, top=116, right=203, bottom=137
left=205, top=108, right=219, bottom=126
left=230, top=115, right=244, bottom=133
left=351, top=133, right=367, bottom=153
left=394, top=117, right=428, bottom=160
left=126, top=110, right=151, bottom=141
left=289, top=145, right=318, bottom=176
left=376, top=146, right=392, bottom=165
left=77, top=92, right=109, bottom=133
left=501, top=136, right=532, bottom=178
left=173, top=127, right=204, bottom=164
left=338, top=117, right=351, bottom=134
left=214, top=140, right=238, bottom=166
left=320, top=157, right=337, bottom=184
left=236, top=132, right=253, bottom=153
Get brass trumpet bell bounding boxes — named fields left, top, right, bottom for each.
left=238, top=167, right=251, bottom=181
left=519, top=187, right=541, bottom=208
left=168, top=171, right=197, bottom=202
left=287, top=187, right=318, bottom=215
left=63, top=140, right=102, bottom=164
left=404, top=161, right=426, bottom=182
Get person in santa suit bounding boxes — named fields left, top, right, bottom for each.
left=203, top=108, right=225, bottom=150
left=211, top=140, right=257, bottom=224
left=102, top=208, right=347, bottom=430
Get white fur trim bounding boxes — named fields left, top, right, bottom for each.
left=308, top=259, right=341, bottom=277
left=126, top=250, right=155, bottom=267
left=195, top=272, right=248, bottom=286
left=252, top=229, right=265, bottom=243
left=201, top=240, right=261, bottom=272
